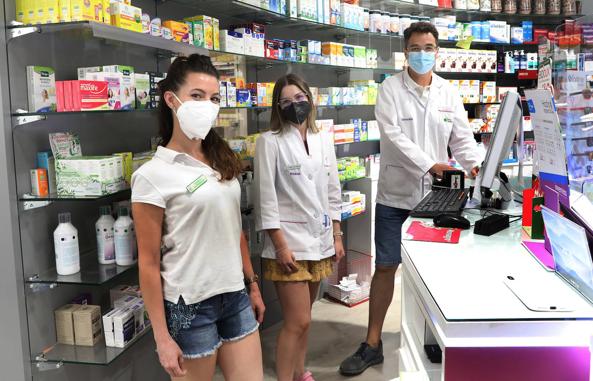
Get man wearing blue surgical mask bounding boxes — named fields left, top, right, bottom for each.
left=340, top=22, right=482, bottom=377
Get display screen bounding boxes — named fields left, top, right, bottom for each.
left=541, top=206, right=593, bottom=303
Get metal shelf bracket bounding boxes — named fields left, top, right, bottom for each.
left=29, top=282, right=58, bottom=293
left=8, top=24, right=39, bottom=40
left=13, top=114, right=46, bottom=126
left=34, top=355, right=63, bottom=372
left=21, top=196, right=52, bottom=211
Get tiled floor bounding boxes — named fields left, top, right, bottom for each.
left=215, top=272, right=402, bottom=381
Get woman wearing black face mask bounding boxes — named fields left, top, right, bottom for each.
left=254, top=74, right=345, bottom=381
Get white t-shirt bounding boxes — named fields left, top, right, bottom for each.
left=131, top=146, right=244, bottom=305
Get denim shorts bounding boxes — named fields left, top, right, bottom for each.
left=374, top=203, right=410, bottom=267
left=164, top=289, right=259, bottom=359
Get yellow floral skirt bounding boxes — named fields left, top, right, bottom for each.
left=262, top=257, right=334, bottom=282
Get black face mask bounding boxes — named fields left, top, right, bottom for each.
left=280, top=101, right=311, bottom=125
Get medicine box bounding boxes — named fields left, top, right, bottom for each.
left=220, top=30, right=244, bottom=54
left=85, top=72, right=123, bottom=110
left=77, top=66, right=102, bottom=80
left=511, top=27, right=524, bottom=44
left=71, top=80, right=109, bottom=111
left=55, top=304, right=82, bottom=345
left=110, top=284, right=141, bottom=306
left=110, top=2, right=142, bottom=33
left=69, top=0, right=102, bottom=22
left=26, top=66, right=56, bottom=113
left=30, top=169, right=49, bottom=196
left=236, top=89, right=251, bottom=107
left=102, top=65, right=135, bottom=110
left=213, top=17, right=220, bottom=50
left=226, top=82, right=237, bottom=107
left=163, top=20, right=190, bottom=43
left=113, top=152, right=133, bottom=185
left=134, top=73, right=150, bottom=109
left=37, top=151, right=57, bottom=194
left=480, top=81, right=497, bottom=103
left=55, top=156, right=124, bottom=197
left=73, top=305, right=103, bottom=346
left=185, top=15, right=213, bottom=49
left=112, top=306, right=136, bottom=348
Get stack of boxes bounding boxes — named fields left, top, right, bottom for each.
left=103, top=285, right=150, bottom=348
left=341, top=190, right=366, bottom=220
left=54, top=304, right=103, bottom=347
left=436, top=48, right=497, bottom=73
left=448, top=80, right=496, bottom=104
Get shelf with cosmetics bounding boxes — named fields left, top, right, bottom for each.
left=37, top=325, right=153, bottom=366
left=26, top=253, right=137, bottom=287
left=8, top=21, right=399, bottom=73
left=171, top=0, right=581, bottom=28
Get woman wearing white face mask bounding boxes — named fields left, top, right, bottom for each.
left=131, top=55, right=265, bottom=381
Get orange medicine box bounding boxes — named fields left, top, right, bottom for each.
left=30, top=168, right=49, bottom=196
left=162, top=20, right=190, bottom=43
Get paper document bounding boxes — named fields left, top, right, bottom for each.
left=404, top=221, right=461, bottom=244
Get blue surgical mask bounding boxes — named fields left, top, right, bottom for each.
left=408, top=51, right=436, bottom=75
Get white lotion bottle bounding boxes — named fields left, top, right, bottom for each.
left=114, top=206, right=137, bottom=266
left=96, top=205, right=115, bottom=265
left=53, top=212, right=80, bottom=275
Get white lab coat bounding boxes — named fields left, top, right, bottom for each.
left=255, top=127, right=342, bottom=261
left=376, top=70, right=483, bottom=210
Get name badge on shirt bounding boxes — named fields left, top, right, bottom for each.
left=286, top=164, right=302, bottom=176
left=186, top=175, right=207, bottom=193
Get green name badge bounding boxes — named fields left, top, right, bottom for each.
left=186, top=175, right=207, bottom=193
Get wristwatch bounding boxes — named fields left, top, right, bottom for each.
left=244, top=274, right=259, bottom=286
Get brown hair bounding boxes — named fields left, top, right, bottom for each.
left=270, top=74, right=318, bottom=133
left=158, top=54, right=241, bottom=181
left=404, top=22, right=439, bottom=48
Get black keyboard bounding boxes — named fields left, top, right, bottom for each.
left=410, top=188, right=468, bottom=218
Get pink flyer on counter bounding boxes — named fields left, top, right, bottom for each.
left=522, top=240, right=555, bottom=271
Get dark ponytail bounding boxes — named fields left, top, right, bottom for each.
left=158, top=54, right=242, bottom=181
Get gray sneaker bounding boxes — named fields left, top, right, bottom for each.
left=339, top=341, right=384, bottom=376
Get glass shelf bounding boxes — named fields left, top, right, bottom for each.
left=19, top=189, right=130, bottom=202
left=8, top=21, right=399, bottom=73
left=335, top=140, right=380, bottom=158
left=13, top=104, right=376, bottom=119
left=40, top=326, right=152, bottom=365
left=27, top=254, right=136, bottom=286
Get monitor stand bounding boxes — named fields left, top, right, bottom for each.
left=472, top=172, right=513, bottom=210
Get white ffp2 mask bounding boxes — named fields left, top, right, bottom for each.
left=173, top=93, right=220, bottom=140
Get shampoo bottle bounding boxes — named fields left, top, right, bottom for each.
left=114, top=206, right=137, bottom=266
left=53, top=212, right=80, bottom=275
left=96, top=205, right=115, bottom=265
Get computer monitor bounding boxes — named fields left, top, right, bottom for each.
left=473, top=91, right=523, bottom=209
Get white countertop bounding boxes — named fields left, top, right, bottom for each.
left=401, top=209, right=593, bottom=322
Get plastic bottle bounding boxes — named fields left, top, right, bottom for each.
left=96, top=205, right=115, bottom=265
left=245, top=171, right=254, bottom=208
left=567, top=49, right=577, bottom=70
left=114, top=206, right=137, bottom=266
left=504, top=52, right=513, bottom=73
left=520, top=50, right=527, bottom=70
left=54, top=212, right=80, bottom=275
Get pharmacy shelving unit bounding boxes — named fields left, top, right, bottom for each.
left=0, top=0, right=583, bottom=380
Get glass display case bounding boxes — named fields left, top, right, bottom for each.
left=552, top=15, right=593, bottom=201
